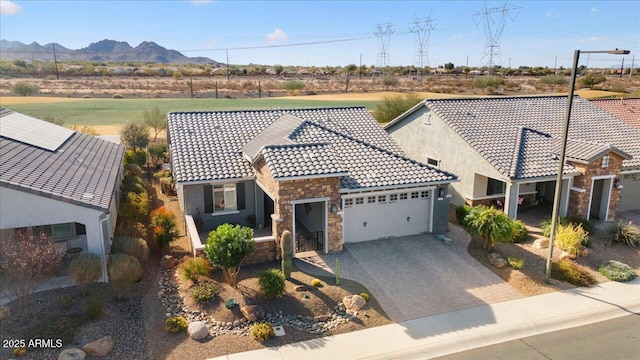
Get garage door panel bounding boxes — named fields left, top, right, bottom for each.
left=344, top=190, right=431, bottom=243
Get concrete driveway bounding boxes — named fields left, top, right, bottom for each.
left=295, top=225, right=523, bottom=322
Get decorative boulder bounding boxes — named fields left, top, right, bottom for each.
left=58, top=348, right=87, bottom=360
left=241, top=305, right=259, bottom=322
left=487, top=253, right=508, bottom=268
left=160, top=255, right=178, bottom=269
left=82, top=336, right=113, bottom=357
left=533, top=238, right=549, bottom=249
left=0, top=305, right=10, bottom=320
left=558, top=251, right=576, bottom=260
left=188, top=321, right=208, bottom=340
left=580, top=248, right=589, bottom=257
left=343, top=295, right=366, bottom=312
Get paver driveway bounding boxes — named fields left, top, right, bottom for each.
left=295, top=225, right=523, bottom=322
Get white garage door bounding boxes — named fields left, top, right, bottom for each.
left=343, top=189, right=432, bottom=243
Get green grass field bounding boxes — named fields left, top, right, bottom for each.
left=4, top=98, right=379, bottom=126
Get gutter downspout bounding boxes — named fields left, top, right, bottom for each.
left=99, top=213, right=110, bottom=282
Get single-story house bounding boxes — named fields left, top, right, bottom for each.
left=385, top=96, right=640, bottom=220
left=167, top=107, right=457, bottom=257
left=590, top=98, right=640, bottom=130
left=0, top=108, right=124, bottom=282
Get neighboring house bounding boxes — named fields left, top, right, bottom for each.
left=0, top=109, right=124, bottom=282
left=385, top=96, right=640, bottom=221
left=167, top=107, right=457, bottom=257
left=590, top=98, right=640, bottom=130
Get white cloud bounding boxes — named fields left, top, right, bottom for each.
left=591, top=7, right=597, bottom=12
left=264, top=28, right=288, bottom=43
left=0, top=0, right=22, bottom=15
left=579, top=36, right=606, bottom=43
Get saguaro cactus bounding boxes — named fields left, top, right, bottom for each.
left=280, top=230, right=293, bottom=278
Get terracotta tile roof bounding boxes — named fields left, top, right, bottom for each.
left=168, top=107, right=456, bottom=189
left=0, top=110, right=124, bottom=211
left=419, top=96, right=640, bottom=178
left=590, top=98, right=640, bottom=130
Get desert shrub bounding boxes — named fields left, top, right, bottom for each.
left=83, top=296, right=105, bottom=320
left=82, top=94, right=91, bottom=98
left=225, top=298, right=238, bottom=309
left=251, top=322, right=275, bottom=342
left=165, top=316, right=188, bottom=333
left=280, top=80, right=305, bottom=91
left=551, top=259, right=595, bottom=287
left=13, top=82, right=39, bottom=96
left=465, top=206, right=514, bottom=250
left=555, top=223, right=588, bottom=257
left=121, top=176, right=146, bottom=194
left=541, top=217, right=570, bottom=237
left=153, top=169, right=171, bottom=179
left=56, top=294, right=76, bottom=310
left=507, top=256, right=524, bottom=269
left=68, top=253, right=103, bottom=295
left=123, top=163, right=143, bottom=178
left=258, top=269, right=286, bottom=300
left=107, top=253, right=142, bottom=298
left=123, top=149, right=147, bottom=166
left=111, top=236, right=149, bottom=263
left=455, top=205, right=472, bottom=226
left=148, top=143, right=168, bottom=165
left=372, top=93, right=421, bottom=123
left=311, top=278, right=322, bottom=287
left=566, top=215, right=593, bottom=234
left=511, top=220, right=529, bottom=243
left=179, top=257, right=212, bottom=283
left=604, top=221, right=640, bottom=248
left=151, top=207, right=179, bottom=252
left=191, top=281, right=218, bottom=303
left=359, top=292, right=370, bottom=302
left=598, top=260, right=637, bottom=282
left=112, top=93, right=124, bottom=99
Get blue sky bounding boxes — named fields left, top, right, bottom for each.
left=1, top=0, right=638, bottom=69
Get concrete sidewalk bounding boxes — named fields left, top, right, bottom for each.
left=208, top=278, right=640, bottom=360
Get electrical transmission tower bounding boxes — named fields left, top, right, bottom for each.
left=409, top=12, right=437, bottom=80
left=374, top=20, right=394, bottom=76
left=472, top=1, right=521, bottom=75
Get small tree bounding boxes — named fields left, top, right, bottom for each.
left=466, top=206, right=514, bottom=250
left=151, top=207, right=179, bottom=252
left=539, top=74, right=567, bottom=91
left=372, top=93, right=421, bottom=123
left=472, top=76, right=504, bottom=94
left=274, top=64, right=284, bottom=75
left=148, top=143, right=168, bottom=168
left=204, top=224, right=255, bottom=287
left=143, top=107, right=166, bottom=142
left=120, top=120, right=149, bottom=150
left=0, top=231, right=65, bottom=307
left=578, top=73, right=606, bottom=89
left=382, top=75, right=398, bottom=91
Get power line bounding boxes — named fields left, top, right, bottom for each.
left=374, top=20, right=395, bottom=74
left=472, top=1, right=521, bottom=74
left=409, top=11, right=437, bottom=80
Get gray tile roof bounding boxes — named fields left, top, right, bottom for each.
left=1, top=110, right=124, bottom=211
left=414, top=96, right=640, bottom=179
left=261, top=143, right=348, bottom=180
left=508, top=127, right=578, bottom=179
left=559, top=138, right=630, bottom=164
left=168, top=107, right=456, bottom=189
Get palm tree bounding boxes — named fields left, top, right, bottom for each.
left=466, top=206, right=514, bottom=250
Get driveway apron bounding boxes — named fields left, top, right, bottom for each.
left=295, top=225, right=523, bottom=322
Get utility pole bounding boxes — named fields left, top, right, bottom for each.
left=620, top=57, right=625, bottom=78
left=52, top=43, right=60, bottom=80
left=410, top=12, right=437, bottom=81
left=472, top=2, right=521, bottom=75
left=630, top=55, right=635, bottom=79
left=359, top=53, right=362, bottom=79
left=226, top=49, right=230, bottom=81
left=554, top=56, right=557, bottom=74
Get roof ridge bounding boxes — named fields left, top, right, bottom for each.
left=167, top=106, right=367, bottom=116
left=305, top=121, right=457, bottom=179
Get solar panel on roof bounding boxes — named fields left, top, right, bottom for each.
left=0, top=111, right=74, bottom=151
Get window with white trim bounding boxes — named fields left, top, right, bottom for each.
left=32, top=222, right=83, bottom=239
left=214, top=184, right=237, bottom=212
left=427, top=158, right=440, bottom=167
left=601, top=155, right=610, bottom=168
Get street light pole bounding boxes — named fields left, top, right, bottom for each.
left=544, top=49, right=630, bottom=282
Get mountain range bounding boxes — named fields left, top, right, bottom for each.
left=0, top=39, right=217, bottom=64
